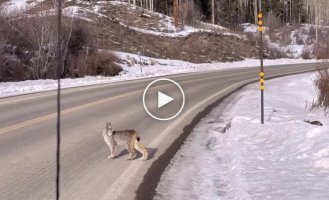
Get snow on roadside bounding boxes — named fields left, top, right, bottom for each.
left=0, top=0, right=42, bottom=14
left=155, top=73, right=329, bottom=200
left=240, top=23, right=315, bottom=59
left=127, top=25, right=212, bottom=38
left=114, top=51, right=320, bottom=76
left=0, top=51, right=320, bottom=97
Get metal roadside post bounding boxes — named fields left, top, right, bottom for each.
left=258, top=10, right=265, bottom=124
left=139, top=51, right=143, bottom=73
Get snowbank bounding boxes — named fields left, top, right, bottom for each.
left=155, top=73, right=329, bottom=200
left=0, top=52, right=320, bottom=98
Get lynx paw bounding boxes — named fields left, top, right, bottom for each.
left=126, top=153, right=137, bottom=160
left=108, top=155, right=115, bottom=159
left=125, top=156, right=133, bottom=160
left=139, top=157, right=147, bottom=161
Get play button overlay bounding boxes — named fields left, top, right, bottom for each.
left=143, top=78, right=185, bottom=121
left=158, top=91, right=174, bottom=108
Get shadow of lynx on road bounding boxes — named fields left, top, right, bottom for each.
left=116, top=148, right=158, bottom=160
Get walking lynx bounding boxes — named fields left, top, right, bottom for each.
left=103, top=122, right=148, bottom=161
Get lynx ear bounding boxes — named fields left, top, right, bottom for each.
left=106, top=122, right=111, bottom=126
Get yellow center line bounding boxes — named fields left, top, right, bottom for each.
left=0, top=90, right=141, bottom=135
left=0, top=84, right=121, bottom=106
left=0, top=74, right=235, bottom=135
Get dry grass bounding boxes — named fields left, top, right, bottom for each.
left=86, top=52, right=122, bottom=76
left=314, top=41, right=329, bottom=59
left=311, top=62, right=329, bottom=114
left=0, top=10, right=121, bottom=81
left=301, top=47, right=312, bottom=59
left=266, top=11, right=282, bottom=37
left=244, top=31, right=288, bottom=59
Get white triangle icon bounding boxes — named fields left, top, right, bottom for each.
left=158, top=91, right=174, bottom=109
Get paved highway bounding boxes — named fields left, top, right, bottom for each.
left=0, top=63, right=320, bottom=200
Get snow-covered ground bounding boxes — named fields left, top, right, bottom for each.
left=0, top=53, right=320, bottom=97
left=155, top=72, right=329, bottom=200
left=0, top=0, right=43, bottom=14
left=63, top=2, right=219, bottom=38
left=241, top=23, right=315, bottom=59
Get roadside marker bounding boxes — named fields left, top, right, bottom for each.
left=258, top=11, right=265, bottom=124
left=259, top=72, right=265, bottom=77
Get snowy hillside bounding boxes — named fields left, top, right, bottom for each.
left=0, top=0, right=326, bottom=83
left=155, top=72, right=329, bottom=200
left=241, top=23, right=329, bottom=59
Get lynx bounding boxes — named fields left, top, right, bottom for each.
left=103, top=122, right=148, bottom=161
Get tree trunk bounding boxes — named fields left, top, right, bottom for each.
left=315, top=2, right=319, bottom=43
left=306, top=0, right=309, bottom=23
left=254, top=0, right=258, bottom=24
left=211, top=0, right=215, bottom=24
left=173, top=0, right=179, bottom=28
left=290, top=0, right=292, bottom=23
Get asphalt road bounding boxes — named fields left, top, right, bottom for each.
left=0, top=63, right=320, bottom=200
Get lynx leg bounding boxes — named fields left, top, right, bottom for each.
left=125, top=143, right=137, bottom=160
left=103, top=132, right=116, bottom=159
left=108, top=145, right=116, bottom=159
left=134, top=139, right=148, bottom=161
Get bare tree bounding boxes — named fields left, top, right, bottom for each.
left=238, top=0, right=258, bottom=24
left=304, top=0, right=329, bottom=42
left=30, top=15, right=58, bottom=79
left=149, top=0, right=154, bottom=11
left=0, top=12, right=8, bottom=70
left=211, top=0, right=215, bottom=24
left=173, top=0, right=179, bottom=28
left=0, top=36, right=8, bottom=79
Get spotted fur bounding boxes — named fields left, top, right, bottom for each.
left=103, top=122, right=148, bottom=161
